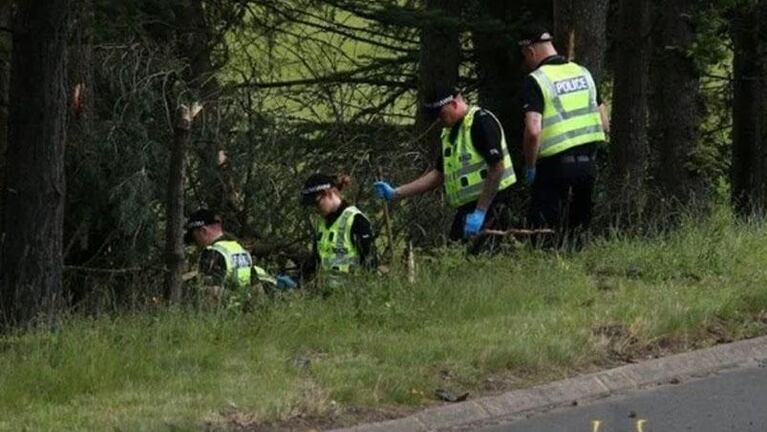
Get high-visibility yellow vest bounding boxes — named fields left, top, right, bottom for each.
left=529, top=62, right=606, bottom=158
left=441, top=106, right=517, bottom=208
left=317, top=206, right=366, bottom=280
left=205, top=240, right=252, bottom=288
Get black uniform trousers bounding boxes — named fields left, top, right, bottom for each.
left=528, top=143, right=597, bottom=239
left=448, top=187, right=514, bottom=254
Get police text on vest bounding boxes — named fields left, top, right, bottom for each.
left=554, top=76, right=589, bottom=95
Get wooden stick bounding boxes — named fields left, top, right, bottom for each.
left=406, top=240, right=415, bottom=284
left=377, top=167, right=396, bottom=265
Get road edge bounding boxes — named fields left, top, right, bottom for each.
left=328, top=336, right=767, bottom=432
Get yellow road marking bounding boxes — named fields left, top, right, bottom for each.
left=635, top=419, right=647, bottom=432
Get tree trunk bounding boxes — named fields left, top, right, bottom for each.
left=731, top=1, right=767, bottom=215
left=0, top=0, right=11, bottom=227
left=648, top=0, right=704, bottom=209
left=406, top=0, right=462, bottom=246
left=69, top=0, right=95, bottom=130
left=553, top=0, right=610, bottom=83
left=414, top=0, right=461, bottom=146
left=63, top=0, right=96, bottom=268
left=164, top=104, right=202, bottom=304
left=176, top=0, right=233, bottom=215
left=607, top=0, right=651, bottom=218
left=1, top=0, right=71, bottom=329
left=473, top=0, right=526, bottom=166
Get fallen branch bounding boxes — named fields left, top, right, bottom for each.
left=182, top=271, right=199, bottom=282
left=64, top=265, right=145, bottom=274
left=480, top=228, right=555, bottom=237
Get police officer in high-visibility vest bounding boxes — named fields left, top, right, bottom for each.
left=301, top=174, right=376, bottom=286
left=518, top=25, right=610, bottom=238
left=184, top=208, right=296, bottom=292
left=373, top=86, right=517, bottom=242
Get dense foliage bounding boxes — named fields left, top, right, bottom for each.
left=1, top=0, right=765, bottom=314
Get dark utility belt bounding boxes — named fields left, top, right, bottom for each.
left=539, top=143, right=597, bottom=165
left=560, top=155, right=592, bottom=164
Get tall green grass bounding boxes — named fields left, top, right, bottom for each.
left=2, top=212, right=767, bottom=431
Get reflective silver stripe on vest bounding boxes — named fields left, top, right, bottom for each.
left=326, top=256, right=359, bottom=268
left=542, top=124, right=605, bottom=149
left=334, top=210, right=355, bottom=252
left=542, top=106, right=599, bottom=128
left=532, top=67, right=599, bottom=127
left=456, top=107, right=490, bottom=165
left=451, top=168, right=516, bottom=202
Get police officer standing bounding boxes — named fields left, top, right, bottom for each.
left=374, top=87, right=517, bottom=243
left=518, top=25, right=609, bottom=240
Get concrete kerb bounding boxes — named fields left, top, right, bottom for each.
left=328, top=336, right=767, bottom=432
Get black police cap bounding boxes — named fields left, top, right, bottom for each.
left=184, top=208, right=221, bottom=244
left=518, top=24, right=554, bottom=47
left=423, top=85, right=461, bottom=117
left=301, top=173, right=335, bottom=206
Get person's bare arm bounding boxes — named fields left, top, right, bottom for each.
left=523, top=112, right=543, bottom=168
left=475, top=161, right=504, bottom=211
left=394, top=169, right=443, bottom=199
left=599, top=103, right=610, bottom=134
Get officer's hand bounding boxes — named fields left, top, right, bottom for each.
left=373, top=181, right=396, bottom=202
left=276, top=274, right=297, bottom=290
left=463, top=208, right=487, bottom=238
left=525, top=168, right=536, bottom=185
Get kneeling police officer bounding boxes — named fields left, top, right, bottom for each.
left=301, top=173, right=376, bottom=287
left=184, top=208, right=296, bottom=297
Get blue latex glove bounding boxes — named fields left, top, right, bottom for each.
left=373, top=181, right=396, bottom=202
left=525, top=167, right=536, bottom=185
left=276, top=274, right=297, bottom=290
left=463, top=208, right=487, bottom=238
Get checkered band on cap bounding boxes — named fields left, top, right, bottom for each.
left=302, top=183, right=332, bottom=195
left=423, top=94, right=455, bottom=109
left=518, top=32, right=553, bottom=47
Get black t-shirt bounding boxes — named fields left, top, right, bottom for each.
left=313, top=202, right=376, bottom=270
left=436, top=108, right=505, bottom=172
left=521, top=55, right=602, bottom=114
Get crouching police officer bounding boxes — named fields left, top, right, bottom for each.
left=374, top=86, right=517, bottom=245
left=518, top=25, right=609, bottom=242
left=301, top=174, right=376, bottom=287
left=184, top=208, right=296, bottom=299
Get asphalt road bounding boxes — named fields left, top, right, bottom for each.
left=473, top=365, right=767, bottom=432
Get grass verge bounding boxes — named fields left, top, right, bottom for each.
left=2, top=212, right=767, bottom=431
